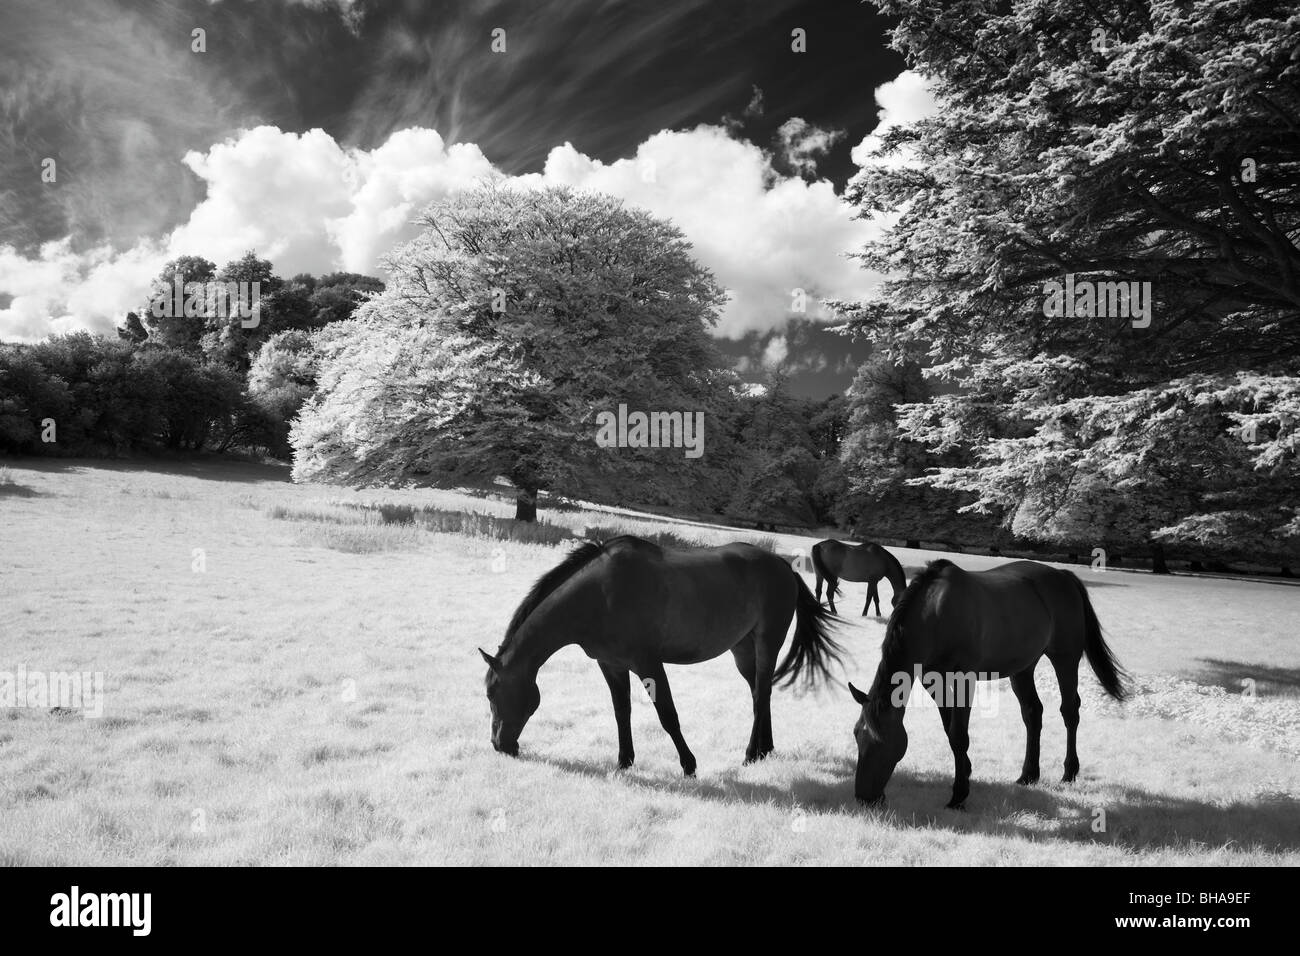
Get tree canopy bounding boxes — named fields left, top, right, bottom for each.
left=835, top=0, right=1300, bottom=563
left=291, top=183, right=740, bottom=519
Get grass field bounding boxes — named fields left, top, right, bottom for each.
left=2, top=458, right=1299, bottom=865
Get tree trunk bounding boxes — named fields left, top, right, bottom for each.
left=514, top=486, right=538, bottom=523
left=1151, top=542, right=1170, bottom=575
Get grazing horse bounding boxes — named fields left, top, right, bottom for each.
left=811, top=539, right=908, bottom=617
left=480, top=535, right=843, bottom=775
left=848, top=559, right=1128, bottom=809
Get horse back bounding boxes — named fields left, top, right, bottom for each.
left=923, top=561, right=1084, bottom=672
left=587, top=540, right=795, bottom=666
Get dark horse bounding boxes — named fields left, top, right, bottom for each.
left=811, top=539, right=908, bottom=617
left=481, top=535, right=843, bottom=775
left=848, top=559, right=1128, bottom=808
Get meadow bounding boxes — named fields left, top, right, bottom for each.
left=1, top=459, right=1298, bottom=865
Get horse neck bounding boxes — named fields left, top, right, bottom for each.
left=868, top=615, right=925, bottom=717
left=499, top=610, right=574, bottom=680
left=880, top=550, right=907, bottom=593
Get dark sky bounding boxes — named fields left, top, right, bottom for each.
left=0, top=0, right=902, bottom=395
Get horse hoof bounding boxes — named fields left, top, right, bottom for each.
left=945, top=799, right=967, bottom=811
left=1015, top=774, right=1038, bottom=786
left=617, top=758, right=634, bottom=770
left=1061, top=772, right=1078, bottom=784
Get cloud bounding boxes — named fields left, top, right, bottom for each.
left=0, top=238, right=163, bottom=340
left=851, top=69, right=941, bottom=169
left=775, top=118, right=844, bottom=178
left=532, top=126, right=877, bottom=336
left=762, top=334, right=789, bottom=369
left=1, top=122, right=881, bottom=341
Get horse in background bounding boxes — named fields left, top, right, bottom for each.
left=481, top=535, right=843, bottom=775
left=811, top=539, right=908, bottom=616
left=848, top=559, right=1128, bottom=809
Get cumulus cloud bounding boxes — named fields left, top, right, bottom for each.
left=775, top=118, right=844, bottom=178
left=1, top=122, right=881, bottom=341
left=532, top=126, right=877, bottom=336
left=0, top=239, right=164, bottom=340
left=851, top=69, right=941, bottom=169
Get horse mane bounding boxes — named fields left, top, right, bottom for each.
left=497, top=535, right=656, bottom=656
left=498, top=540, right=605, bottom=654
left=864, top=558, right=955, bottom=730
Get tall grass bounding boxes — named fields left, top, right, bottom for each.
left=355, top=503, right=574, bottom=546
left=267, top=499, right=782, bottom=555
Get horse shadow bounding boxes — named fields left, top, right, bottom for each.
left=530, top=751, right=1300, bottom=853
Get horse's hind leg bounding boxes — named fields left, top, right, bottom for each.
left=747, top=627, right=780, bottom=761
left=598, top=661, right=634, bottom=770
left=1009, top=664, right=1043, bottom=785
left=1049, top=654, right=1082, bottom=782
left=637, top=662, right=697, bottom=777
left=731, top=634, right=770, bottom=763
left=825, top=576, right=839, bottom=615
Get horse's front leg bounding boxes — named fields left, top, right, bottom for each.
left=941, top=701, right=973, bottom=809
left=863, top=580, right=880, bottom=617
left=598, top=661, right=634, bottom=770
left=637, top=662, right=696, bottom=777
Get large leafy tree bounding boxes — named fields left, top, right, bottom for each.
left=292, top=184, right=738, bottom=519
left=836, top=0, right=1300, bottom=565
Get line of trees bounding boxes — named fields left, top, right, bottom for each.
left=0, top=257, right=382, bottom=458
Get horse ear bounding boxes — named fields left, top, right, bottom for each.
left=479, top=648, right=502, bottom=673
left=848, top=681, right=870, bottom=706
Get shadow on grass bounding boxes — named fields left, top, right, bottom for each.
left=0, top=481, right=39, bottom=498
left=529, top=751, right=1300, bottom=853
left=1193, top=657, right=1300, bottom=697
left=6, top=456, right=290, bottom=484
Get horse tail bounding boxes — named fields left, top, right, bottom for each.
left=1071, top=573, right=1129, bottom=701
left=774, top=569, right=844, bottom=690
left=811, top=542, right=838, bottom=600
